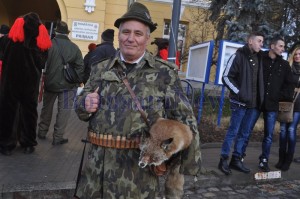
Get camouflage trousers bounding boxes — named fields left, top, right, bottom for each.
left=75, top=144, right=159, bottom=199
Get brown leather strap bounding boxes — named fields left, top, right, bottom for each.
left=293, top=76, right=300, bottom=103
left=122, top=77, right=150, bottom=127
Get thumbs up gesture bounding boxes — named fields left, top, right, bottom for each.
left=85, top=87, right=99, bottom=113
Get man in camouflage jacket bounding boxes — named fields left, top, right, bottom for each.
left=74, top=2, right=201, bottom=199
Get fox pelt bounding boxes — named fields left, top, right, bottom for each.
left=139, top=118, right=193, bottom=168
left=138, top=118, right=194, bottom=199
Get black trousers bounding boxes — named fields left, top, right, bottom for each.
left=0, top=81, right=40, bottom=149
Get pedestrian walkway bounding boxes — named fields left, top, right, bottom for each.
left=0, top=102, right=88, bottom=198
left=1, top=103, right=300, bottom=198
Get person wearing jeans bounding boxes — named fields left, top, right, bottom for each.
left=221, top=105, right=261, bottom=165
left=277, top=46, right=300, bottom=169
left=218, top=32, right=265, bottom=175
left=257, top=37, right=293, bottom=172
left=260, top=112, right=278, bottom=161
left=232, top=108, right=261, bottom=160
left=278, top=113, right=300, bottom=169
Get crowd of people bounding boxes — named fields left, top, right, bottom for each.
left=0, top=3, right=200, bottom=198
left=219, top=33, right=300, bottom=175
left=1, top=1, right=300, bottom=198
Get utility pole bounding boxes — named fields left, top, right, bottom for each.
left=128, top=0, right=136, bottom=9
left=167, top=0, right=181, bottom=65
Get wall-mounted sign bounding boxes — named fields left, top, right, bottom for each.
left=186, top=40, right=214, bottom=83
left=71, top=21, right=99, bottom=41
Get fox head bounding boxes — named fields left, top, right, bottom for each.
left=138, top=137, right=174, bottom=168
left=138, top=118, right=193, bottom=168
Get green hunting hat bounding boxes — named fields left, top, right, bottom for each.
left=114, top=2, right=157, bottom=33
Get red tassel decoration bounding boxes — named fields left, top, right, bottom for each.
left=8, top=18, right=25, bottom=42
left=36, top=24, right=52, bottom=51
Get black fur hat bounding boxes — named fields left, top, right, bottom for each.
left=23, top=12, right=41, bottom=39
left=101, top=29, right=114, bottom=42
left=8, top=12, right=51, bottom=50
left=114, top=2, right=157, bottom=33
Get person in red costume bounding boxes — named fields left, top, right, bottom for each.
left=151, top=38, right=180, bottom=68
left=0, top=12, right=51, bottom=156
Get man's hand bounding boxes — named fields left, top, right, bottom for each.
left=85, top=87, right=99, bottom=113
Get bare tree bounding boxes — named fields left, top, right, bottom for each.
left=182, top=7, right=215, bottom=65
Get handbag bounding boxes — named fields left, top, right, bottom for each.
left=54, top=39, right=81, bottom=84
left=277, top=88, right=300, bottom=123
left=63, top=63, right=80, bottom=83
left=277, top=102, right=294, bottom=123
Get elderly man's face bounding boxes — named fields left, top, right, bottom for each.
left=118, top=20, right=150, bottom=62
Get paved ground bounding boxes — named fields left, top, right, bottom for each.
left=0, top=102, right=88, bottom=198
left=182, top=142, right=300, bottom=198
left=1, top=102, right=300, bottom=198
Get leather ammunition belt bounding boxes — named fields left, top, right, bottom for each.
left=88, top=132, right=140, bottom=149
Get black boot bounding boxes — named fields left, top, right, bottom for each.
left=275, top=149, right=286, bottom=169
left=281, top=153, right=294, bottom=171
left=294, top=157, right=300, bottom=163
left=0, top=147, right=12, bottom=156
left=218, top=157, right=232, bottom=175
left=229, top=155, right=250, bottom=173
left=259, top=157, right=270, bottom=172
left=241, top=153, right=246, bottom=162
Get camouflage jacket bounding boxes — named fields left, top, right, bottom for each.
left=75, top=50, right=201, bottom=175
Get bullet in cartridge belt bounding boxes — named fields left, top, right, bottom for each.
left=88, top=132, right=140, bottom=149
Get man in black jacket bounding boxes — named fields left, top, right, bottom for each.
left=82, top=29, right=116, bottom=84
left=218, top=32, right=265, bottom=175
left=245, top=36, right=293, bottom=172
left=88, top=29, right=116, bottom=67
left=82, top=43, right=96, bottom=84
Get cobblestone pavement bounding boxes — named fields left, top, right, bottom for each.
left=182, top=179, right=300, bottom=198
left=154, top=171, right=300, bottom=199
